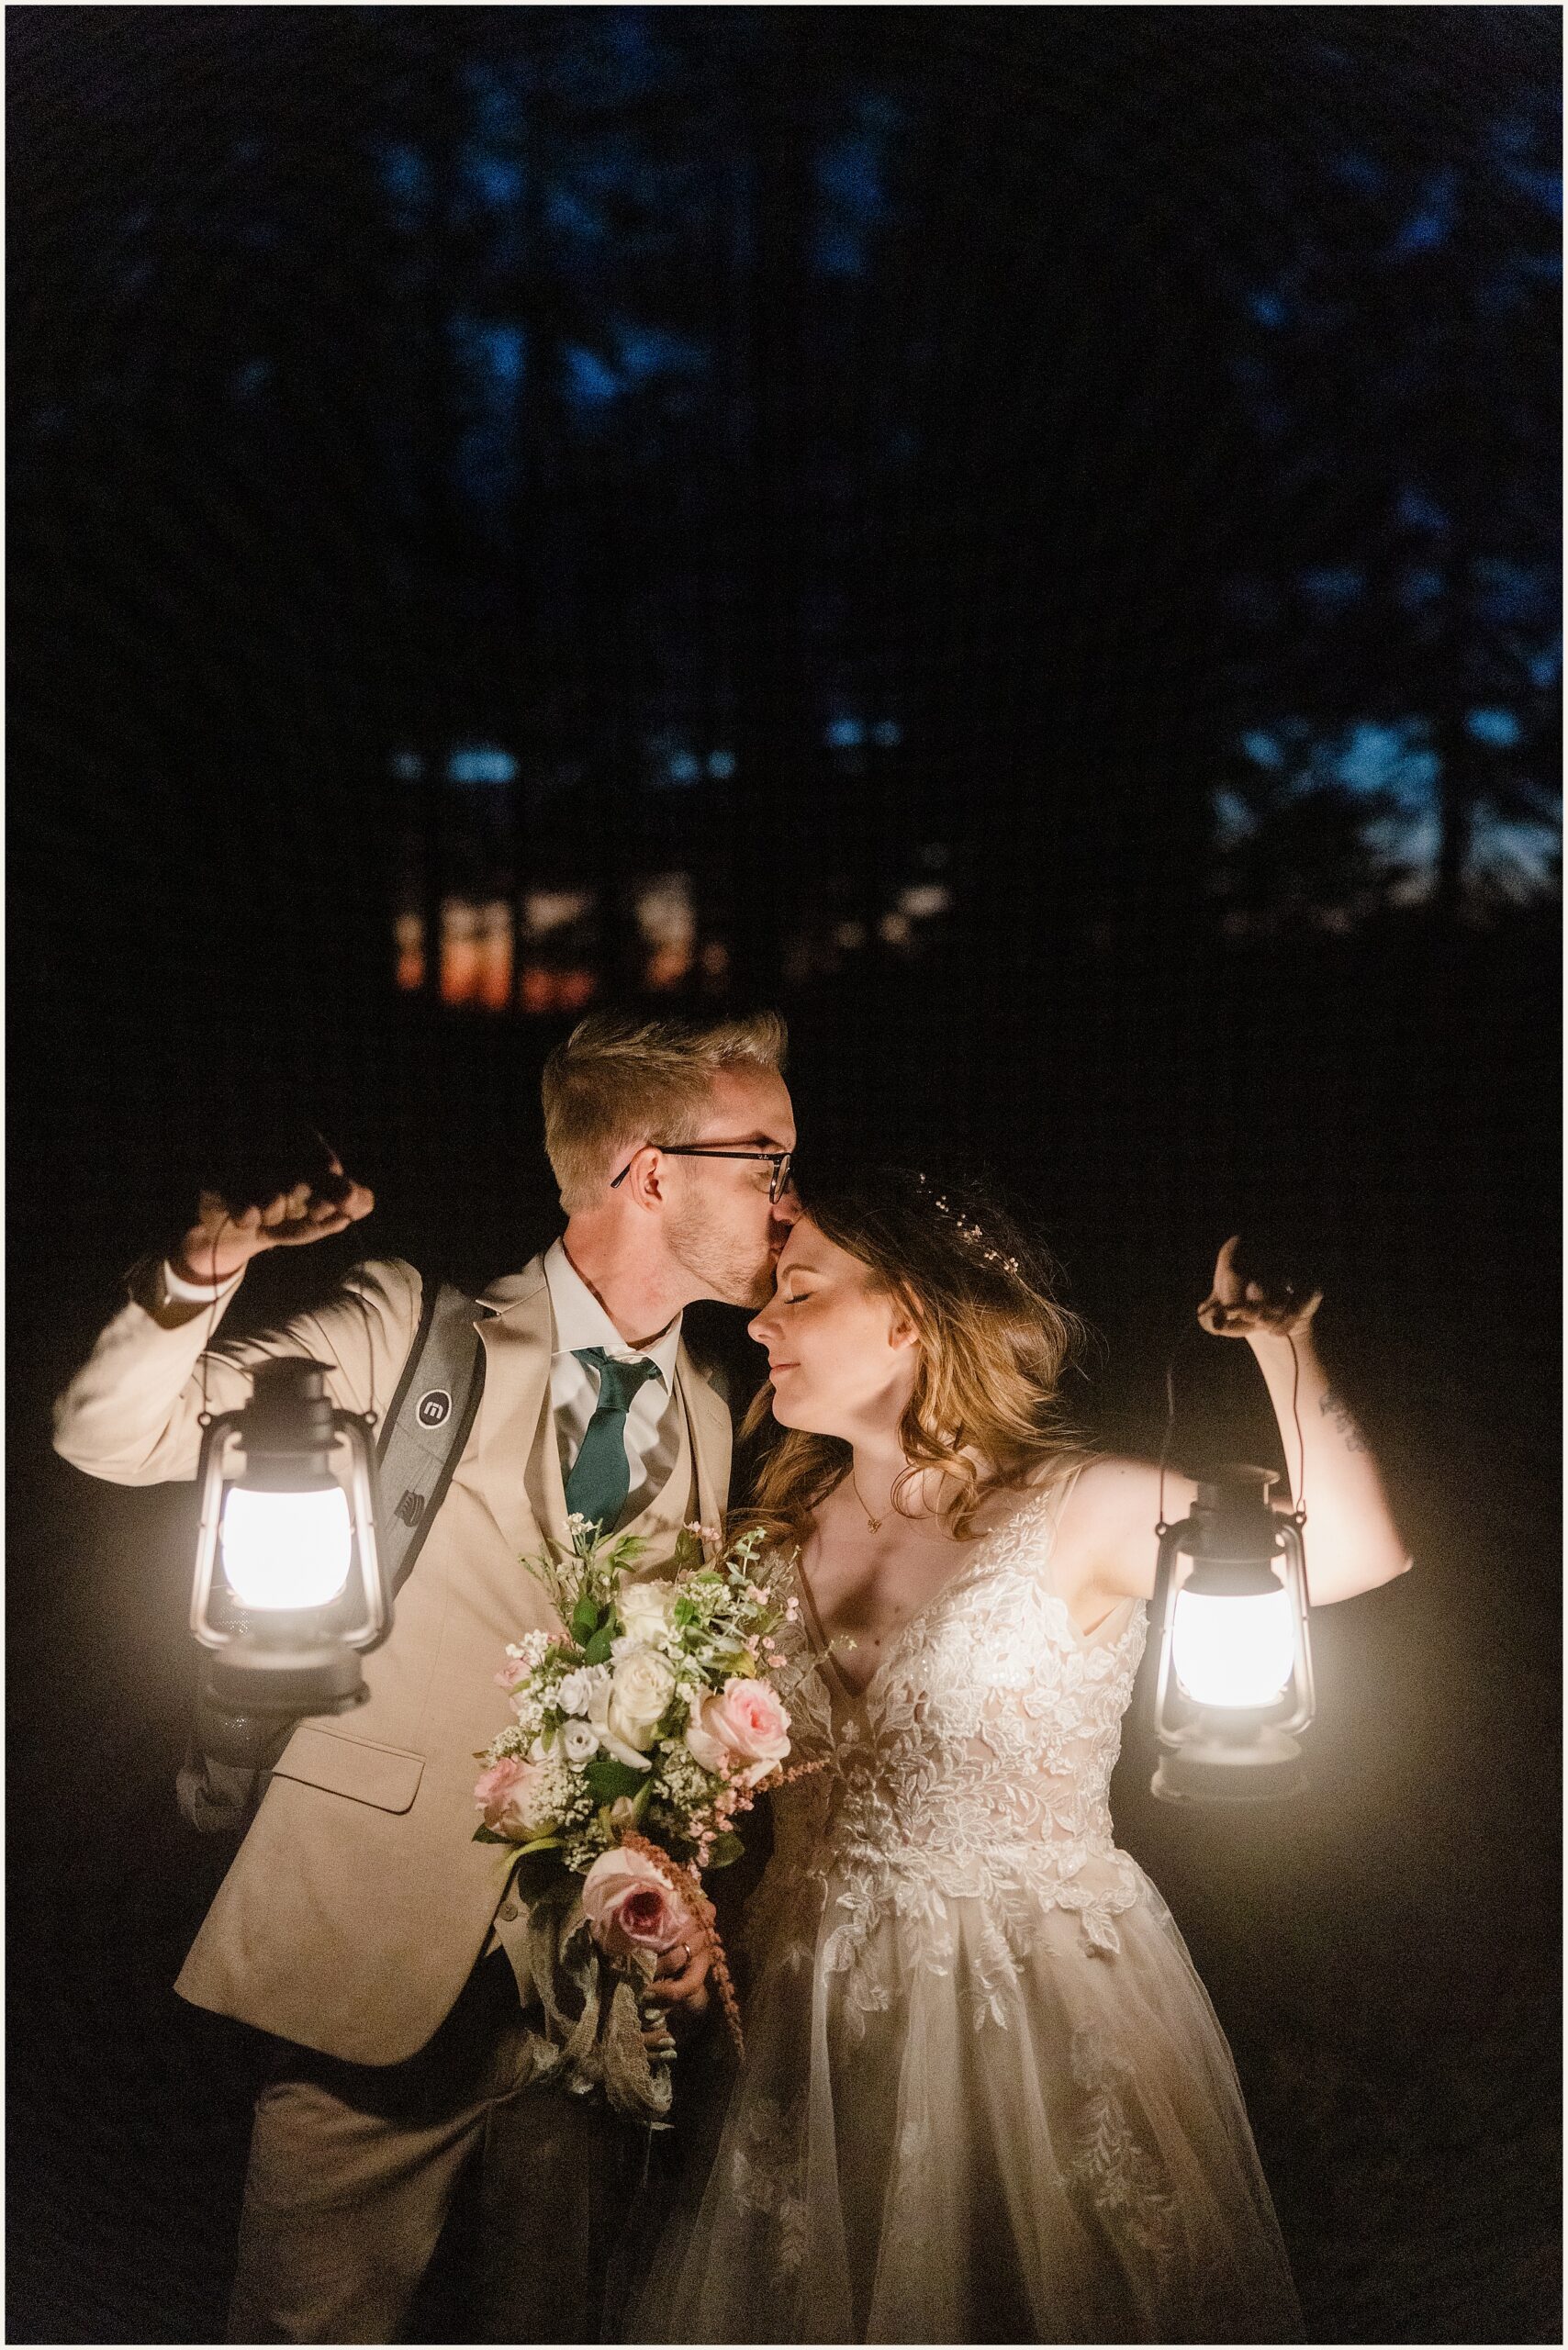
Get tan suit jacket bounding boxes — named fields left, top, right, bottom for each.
left=52, top=1253, right=732, bottom=2066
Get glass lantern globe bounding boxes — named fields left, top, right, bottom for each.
left=190, top=1356, right=389, bottom=1722
left=1147, top=1465, right=1316, bottom=1805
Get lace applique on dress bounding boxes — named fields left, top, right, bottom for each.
left=759, top=1484, right=1148, bottom=2032
left=725, top=2094, right=810, bottom=2277
left=1068, top=2027, right=1182, bottom=2262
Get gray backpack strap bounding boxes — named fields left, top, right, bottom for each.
left=375, top=1279, right=487, bottom=1595
left=177, top=1271, right=486, bottom=1831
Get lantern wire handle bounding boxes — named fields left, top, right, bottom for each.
left=194, top=1148, right=380, bottom=1434
left=1286, top=1334, right=1307, bottom=1527
left=197, top=1210, right=237, bottom=1427
left=309, top=1128, right=379, bottom=1430
left=1154, top=1322, right=1204, bottom=1537
left=1155, top=1321, right=1311, bottom=1539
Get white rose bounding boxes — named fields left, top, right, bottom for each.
left=585, top=1673, right=654, bottom=1773
left=605, top=1646, right=677, bottom=1753
left=556, top=1667, right=596, bottom=1717
left=559, top=1718, right=599, bottom=1765
left=618, top=1578, right=679, bottom=1646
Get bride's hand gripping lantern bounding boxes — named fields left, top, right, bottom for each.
left=1147, top=1237, right=1319, bottom=1803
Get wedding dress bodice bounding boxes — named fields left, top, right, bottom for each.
left=756, top=1480, right=1150, bottom=2029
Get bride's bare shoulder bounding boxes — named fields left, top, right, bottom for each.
left=1049, top=1454, right=1190, bottom=1606
left=1019, top=1449, right=1135, bottom=1504
left=1048, top=1452, right=1166, bottom=1525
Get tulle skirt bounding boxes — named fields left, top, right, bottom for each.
left=627, top=1855, right=1304, bottom=2344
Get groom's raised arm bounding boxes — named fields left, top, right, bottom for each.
left=53, top=1255, right=423, bottom=1486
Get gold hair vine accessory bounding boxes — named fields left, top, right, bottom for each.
left=913, top=1173, right=1022, bottom=1278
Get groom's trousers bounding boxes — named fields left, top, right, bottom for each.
left=226, top=1951, right=640, bottom=2344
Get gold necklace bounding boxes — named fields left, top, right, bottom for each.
left=848, top=1467, right=885, bottom=1533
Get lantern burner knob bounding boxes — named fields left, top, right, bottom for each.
left=1193, top=1464, right=1280, bottom=1515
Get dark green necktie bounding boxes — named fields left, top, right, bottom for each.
left=565, top=1347, right=666, bottom=1536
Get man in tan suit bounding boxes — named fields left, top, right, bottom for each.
left=52, top=1011, right=798, bottom=2343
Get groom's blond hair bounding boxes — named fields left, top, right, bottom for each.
left=542, top=1009, right=788, bottom=1213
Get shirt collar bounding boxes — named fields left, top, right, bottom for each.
left=543, top=1237, right=682, bottom=1382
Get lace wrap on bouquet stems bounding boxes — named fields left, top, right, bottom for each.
left=519, top=1862, right=678, bottom=2124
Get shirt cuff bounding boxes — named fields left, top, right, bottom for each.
left=162, top=1258, right=244, bottom=1305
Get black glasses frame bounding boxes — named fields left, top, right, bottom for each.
left=610, top=1144, right=794, bottom=1203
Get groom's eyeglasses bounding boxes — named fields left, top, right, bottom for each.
left=610, top=1146, right=795, bottom=1203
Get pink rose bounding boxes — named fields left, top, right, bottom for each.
left=580, top=1846, right=695, bottom=1962
left=474, top=1754, right=560, bottom=1841
left=684, top=1677, right=791, bottom=1786
left=494, top=1656, right=530, bottom=1693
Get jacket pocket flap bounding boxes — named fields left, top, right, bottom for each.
left=272, top=1726, right=425, bottom=1814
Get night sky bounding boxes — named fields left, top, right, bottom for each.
left=8, top=9, right=1561, bottom=2343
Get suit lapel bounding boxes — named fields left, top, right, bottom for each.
left=472, top=1259, right=555, bottom=1564
left=679, top=1345, right=734, bottom=1533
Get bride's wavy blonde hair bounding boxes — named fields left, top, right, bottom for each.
left=741, top=1169, right=1094, bottom=1550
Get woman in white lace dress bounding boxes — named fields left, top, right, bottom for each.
left=631, top=1173, right=1409, bottom=2344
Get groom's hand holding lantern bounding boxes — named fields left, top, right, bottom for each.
left=171, top=1143, right=375, bottom=1289
left=178, top=1137, right=383, bottom=1732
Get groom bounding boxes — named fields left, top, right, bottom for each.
left=52, top=1010, right=798, bottom=2343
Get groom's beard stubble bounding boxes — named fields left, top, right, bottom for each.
left=666, top=1197, right=777, bottom=1310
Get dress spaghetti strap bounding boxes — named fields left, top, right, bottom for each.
left=1041, top=1453, right=1139, bottom=1647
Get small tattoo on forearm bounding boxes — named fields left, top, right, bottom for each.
left=1319, top=1390, right=1367, bottom=1451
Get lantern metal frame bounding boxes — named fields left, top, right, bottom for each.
left=189, top=1357, right=390, bottom=1720
left=1148, top=1464, right=1316, bottom=1805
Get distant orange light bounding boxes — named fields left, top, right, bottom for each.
left=437, top=901, right=514, bottom=1009
left=394, top=912, right=424, bottom=992
left=518, top=965, right=598, bottom=1014
left=396, top=911, right=596, bottom=1014
left=645, top=944, right=692, bottom=991
left=441, top=939, right=481, bottom=1005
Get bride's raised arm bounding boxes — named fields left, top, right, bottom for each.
left=1068, top=1236, right=1412, bottom=1613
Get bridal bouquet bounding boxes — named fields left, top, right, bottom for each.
left=472, top=1513, right=797, bottom=2122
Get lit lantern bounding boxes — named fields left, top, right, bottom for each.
left=190, top=1357, right=388, bottom=1721
left=1148, top=1465, right=1316, bottom=1804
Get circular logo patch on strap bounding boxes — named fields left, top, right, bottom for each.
left=416, top=1388, right=453, bottom=1428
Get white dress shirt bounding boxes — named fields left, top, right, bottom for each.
left=541, top=1237, right=684, bottom=1520
left=162, top=1238, right=686, bottom=1524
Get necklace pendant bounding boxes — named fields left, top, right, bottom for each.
left=847, top=1466, right=886, bottom=1534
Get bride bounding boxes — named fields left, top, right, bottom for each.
left=630, top=1170, right=1409, bottom=2344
